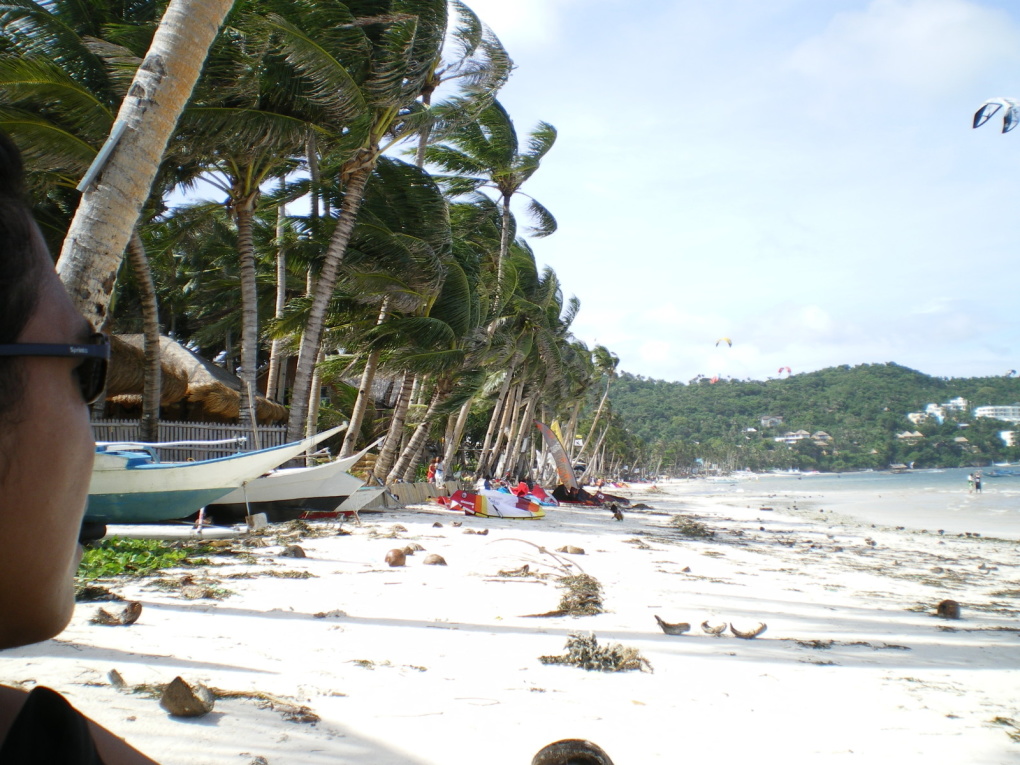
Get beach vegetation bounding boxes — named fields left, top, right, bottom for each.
left=76, top=538, right=213, bottom=582
left=539, top=632, right=652, bottom=673
left=669, top=515, right=714, bottom=538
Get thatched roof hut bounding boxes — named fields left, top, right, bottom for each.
left=106, top=335, right=190, bottom=406
left=106, top=335, right=287, bottom=424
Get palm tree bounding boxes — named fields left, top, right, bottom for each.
left=52, top=0, right=235, bottom=328
left=165, top=0, right=325, bottom=432
left=573, top=345, right=620, bottom=464
left=423, top=99, right=557, bottom=318
left=0, top=1, right=175, bottom=439
left=260, top=0, right=451, bottom=441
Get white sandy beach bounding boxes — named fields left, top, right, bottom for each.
left=2, top=482, right=1018, bottom=765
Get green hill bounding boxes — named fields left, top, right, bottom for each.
left=608, top=363, right=1020, bottom=472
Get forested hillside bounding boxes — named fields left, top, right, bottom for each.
left=608, top=363, right=1020, bottom=472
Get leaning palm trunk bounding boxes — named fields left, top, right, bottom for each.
left=234, top=196, right=259, bottom=434
left=127, top=232, right=160, bottom=443
left=505, top=394, right=537, bottom=480
left=565, top=400, right=583, bottom=461
left=442, top=399, right=472, bottom=476
left=387, top=386, right=448, bottom=483
left=492, top=194, right=512, bottom=319
left=57, top=0, right=234, bottom=326
left=374, top=372, right=414, bottom=480
left=286, top=158, right=375, bottom=440
left=303, top=348, right=325, bottom=463
left=574, top=379, right=612, bottom=464
left=490, top=381, right=522, bottom=475
left=339, top=349, right=381, bottom=457
left=579, top=425, right=610, bottom=485
left=340, top=298, right=391, bottom=457
left=265, top=198, right=288, bottom=402
left=476, top=367, right=514, bottom=475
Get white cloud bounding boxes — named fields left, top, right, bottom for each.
left=788, top=0, right=1020, bottom=99
left=463, top=0, right=581, bottom=50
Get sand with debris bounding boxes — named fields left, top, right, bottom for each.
left=2, top=481, right=1018, bottom=764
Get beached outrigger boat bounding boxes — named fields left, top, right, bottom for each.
left=85, top=426, right=345, bottom=528
left=203, top=437, right=382, bottom=523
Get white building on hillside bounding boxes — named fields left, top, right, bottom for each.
left=774, top=430, right=810, bottom=445
left=974, top=404, right=1020, bottom=424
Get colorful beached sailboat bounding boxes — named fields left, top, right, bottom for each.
left=86, top=426, right=345, bottom=526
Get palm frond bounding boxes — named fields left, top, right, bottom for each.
left=260, top=12, right=371, bottom=132
left=525, top=197, right=557, bottom=237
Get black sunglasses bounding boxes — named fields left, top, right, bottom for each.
left=0, top=332, right=110, bottom=404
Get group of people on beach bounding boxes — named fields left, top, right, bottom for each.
left=968, top=471, right=983, bottom=493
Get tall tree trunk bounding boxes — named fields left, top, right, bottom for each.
left=489, top=381, right=521, bottom=475
left=492, top=193, right=511, bottom=319
left=374, top=373, right=414, bottom=480
left=580, top=425, right=609, bottom=485
left=286, top=155, right=376, bottom=440
left=126, top=231, right=161, bottom=442
left=57, top=0, right=234, bottom=326
left=442, top=398, right=472, bottom=476
left=476, top=389, right=504, bottom=474
left=339, top=297, right=391, bottom=457
left=477, top=369, right=514, bottom=475
left=506, top=394, right=537, bottom=481
left=387, top=386, right=448, bottom=483
left=234, top=195, right=258, bottom=434
left=565, top=400, right=583, bottom=461
left=265, top=192, right=287, bottom=402
left=303, top=347, right=325, bottom=463
left=575, top=378, right=612, bottom=463
left=402, top=439, right=425, bottom=483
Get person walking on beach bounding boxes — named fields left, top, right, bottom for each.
left=0, top=132, right=157, bottom=762
left=426, top=457, right=438, bottom=484
left=974, top=472, right=982, bottom=493
left=967, top=473, right=975, bottom=493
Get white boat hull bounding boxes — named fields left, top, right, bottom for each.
left=86, top=427, right=344, bottom=524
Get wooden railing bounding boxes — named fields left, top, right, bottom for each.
left=90, top=419, right=289, bottom=462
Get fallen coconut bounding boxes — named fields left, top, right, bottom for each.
left=385, top=548, right=406, bottom=567
left=423, top=554, right=447, bottom=566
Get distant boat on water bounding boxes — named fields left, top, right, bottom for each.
left=982, top=469, right=1018, bottom=478
left=86, top=426, right=345, bottom=528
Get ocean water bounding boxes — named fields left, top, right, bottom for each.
left=664, top=467, right=1020, bottom=539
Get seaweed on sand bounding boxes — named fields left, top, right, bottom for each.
left=540, top=632, right=652, bottom=673
left=668, top=515, right=714, bottom=538
left=524, top=573, right=604, bottom=617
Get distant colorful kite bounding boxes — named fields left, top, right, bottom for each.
left=715, top=337, right=732, bottom=347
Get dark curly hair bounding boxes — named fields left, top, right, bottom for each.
left=0, top=132, right=44, bottom=424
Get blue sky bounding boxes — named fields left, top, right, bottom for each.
left=461, top=0, right=1020, bottom=383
